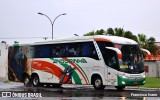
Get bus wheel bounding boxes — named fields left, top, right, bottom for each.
left=115, top=86, right=125, bottom=91
left=32, top=75, right=40, bottom=87
left=23, top=76, right=30, bottom=87
left=93, top=76, right=105, bottom=90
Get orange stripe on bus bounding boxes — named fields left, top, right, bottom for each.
left=32, top=60, right=69, bottom=83
left=94, top=38, right=111, bottom=42
left=118, top=54, right=122, bottom=59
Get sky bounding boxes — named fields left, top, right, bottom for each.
left=0, top=0, right=160, bottom=44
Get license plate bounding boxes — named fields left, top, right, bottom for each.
left=133, top=82, right=138, bottom=85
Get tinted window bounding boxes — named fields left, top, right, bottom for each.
left=97, top=42, right=114, bottom=51
left=97, top=42, right=119, bottom=70
left=35, top=45, right=51, bottom=58
left=66, top=43, right=80, bottom=57
left=52, top=44, right=65, bottom=57
left=29, top=42, right=99, bottom=60
left=81, top=42, right=99, bottom=60
left=66, top=42, right=99, bottom=60
left=102, top=49, right=119, bottom=70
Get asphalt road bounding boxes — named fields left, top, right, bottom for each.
left=0, top=82, right=160, bottom=99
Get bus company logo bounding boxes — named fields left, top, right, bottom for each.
left=2, top=92, right=11, bottom=97
left=53, top=58, right=87, bottom=64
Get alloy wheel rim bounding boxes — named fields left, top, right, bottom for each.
left=24, top=77, right=29, bottom=85
left=95, top=79, right=101, bottom=87
left=33, top=77, right=38, bottom=85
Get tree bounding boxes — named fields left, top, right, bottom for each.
left=84, top=28, right=158, bottom=55
left=84, top=29, right=105, bottom=36
left=106, top=27, right=124, bottom=36
left=146, top=37, right=158, bottom=56
left=132, top=35, right=138, bottom=43
left=114, top=28, right=124, bottom=36
left=124, top=31, right=133, bottom=38
left=84, top=31, right=95, bottom=36
left=137, top=34, right=147, bottom=48
left=106, top=28, right=114, bottom=35
left=137, top=34, right=158, bottom=56
left=95, top=29, right=105, bottom=35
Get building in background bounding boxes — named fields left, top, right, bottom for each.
left=144, top=42, right=160, bottom=77
left=0, top=42, right=8, bottom=81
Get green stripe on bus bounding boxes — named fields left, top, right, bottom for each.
left=60, top=63, right=82, bottom=84
left=50, top=58, right=82, bottom=84
left=75, top=63, right=89, bottom=84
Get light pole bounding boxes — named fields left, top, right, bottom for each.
left=38, top=12, right=66, bottom=40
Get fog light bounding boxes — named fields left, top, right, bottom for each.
left=122, top=81, right=126, bottom=85
left=143, top=81, right=145, bottom=84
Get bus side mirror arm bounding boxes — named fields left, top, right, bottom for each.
left=105, top=47, right=122, bottom=59
left=140, top=48, right=151, bottom=60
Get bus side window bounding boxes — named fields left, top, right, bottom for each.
left=81, top=42, right=99, bottom=60
left=52, top=44, right=66, bottom=57
left=35, top=45, right=51, bottom=58
left=67, top=43, right=80, bottom=57
left=52, top=46, right=56, bottom=57
left=90, top=43, right=99, bottom=60
left=81, top=43, right=90, bottom=56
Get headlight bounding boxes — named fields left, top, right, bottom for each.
left=142, top=74, right=145, bottom=78
left=122, top=75, right=126, bottom=78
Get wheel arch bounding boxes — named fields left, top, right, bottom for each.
left=31, top=72, right=40, bottom=82
left=22, top=72, right=30, bottom=82
left=91, top=73, right=105, bottom=85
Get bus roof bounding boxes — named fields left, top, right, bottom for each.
left=36, top=35, right=137, bottom=44
left=13, top=35, right=138, bottom=46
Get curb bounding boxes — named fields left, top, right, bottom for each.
left=126, top=86, right=160, bottom=90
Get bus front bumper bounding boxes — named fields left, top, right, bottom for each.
left=117, top=76, right=145, bottom=86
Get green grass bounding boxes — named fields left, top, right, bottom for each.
left=137, top=77, right=160, bottom=88
left=3, top=80, right=11, bottom=83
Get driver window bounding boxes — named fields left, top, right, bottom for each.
left=104, top=49, right=119, bottom=70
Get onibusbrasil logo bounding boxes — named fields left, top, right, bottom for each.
left=1, top=92, right=42, bottom=98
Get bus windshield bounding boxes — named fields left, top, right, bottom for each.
left=96, top=42, right=144, bottom=74
left=117, top=44, right=144, bottom=74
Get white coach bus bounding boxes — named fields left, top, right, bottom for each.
left=8, top=35, right=147, bottom=90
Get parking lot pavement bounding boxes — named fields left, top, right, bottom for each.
left=0, top=81, right=160, bottom=91
left=0, top=81, right=23, bottom=89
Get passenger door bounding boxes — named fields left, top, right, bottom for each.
left=105, top=47, right=121, bottom=85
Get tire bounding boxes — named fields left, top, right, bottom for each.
left=93, top=76, right=105, bottom=90
left=23, top=76, right=30, bottom=87
left=32, top=75, right=40, bottom=87
left=115, top=86, right=125, bottom=91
